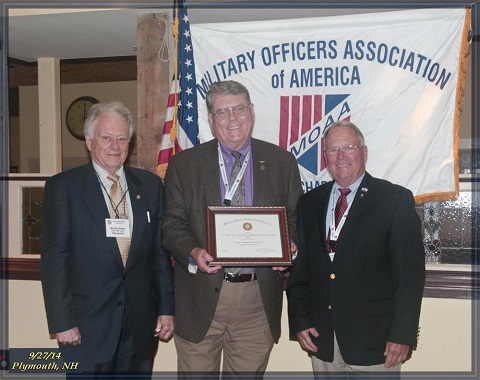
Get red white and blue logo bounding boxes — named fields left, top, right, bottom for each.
left=279, top=93, right=352, bottom=191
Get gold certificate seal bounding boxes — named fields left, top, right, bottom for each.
left=243, top=222, right=253, bottom=231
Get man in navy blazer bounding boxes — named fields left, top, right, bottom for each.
left=287, top=120, right=425, bottom=378
left=41, top=101, right=174, bottom=378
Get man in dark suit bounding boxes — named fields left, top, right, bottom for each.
left=40, top=101, right=174, bottom=378
left=287, top=120, right=425, bottom=378
left=162, top=80, right=303, bottom=377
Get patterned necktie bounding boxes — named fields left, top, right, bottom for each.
left=107, top=174, right=131, bottom=266
left=226, top=152, right=246, bottom=276
left=230, top=151, right=245, bottom=206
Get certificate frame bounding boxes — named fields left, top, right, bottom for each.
left=206, top=206, right=292, bottom=266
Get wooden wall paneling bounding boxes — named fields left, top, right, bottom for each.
left=136, top=12, right=170, bottom=174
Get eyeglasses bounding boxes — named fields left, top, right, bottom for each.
left=211, top=105, right=251, bottom=120
left=325, top=145, right=364, bottom=155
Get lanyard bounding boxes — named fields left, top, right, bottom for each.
left=218, top=144, right=251, bottom=203
left=95, top=171, right=130, bottom=219
left=328, top=190, right=351, bottom=242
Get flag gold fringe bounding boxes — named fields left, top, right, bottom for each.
left=170, top=5, right=180, bottom=155
left=414, top=7, right=471, bottom=205
left=157, top=3, right=180, bottom=180
left=157, top=162, right=168, bottom=181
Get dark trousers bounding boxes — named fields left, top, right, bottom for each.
left=67, top=312, right=154, bottom=379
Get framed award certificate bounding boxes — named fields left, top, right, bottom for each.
left=206, top=206, right=292, bottom=266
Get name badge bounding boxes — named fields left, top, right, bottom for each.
left=106, top=218, right=131, bottom=238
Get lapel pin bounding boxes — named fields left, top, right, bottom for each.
left=360, top=188, right=368, bottom=198
left=259, top=161, right=266, bottom=171
left=136, top=195, right=141, bottom=200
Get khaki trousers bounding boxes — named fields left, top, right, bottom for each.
left=311, top=333, right=401, bottom=379
left=174, top=280, right=274, bottom=379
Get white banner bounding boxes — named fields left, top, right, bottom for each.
left=191, top=8, right=469, bottom=201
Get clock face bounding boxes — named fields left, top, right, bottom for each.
left=65, top=96, right=99, bottom=140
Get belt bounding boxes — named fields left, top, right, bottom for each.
left=224, top=272, right=257, bottom=283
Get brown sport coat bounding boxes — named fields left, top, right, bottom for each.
left=163, top=138, right=303, bottom=343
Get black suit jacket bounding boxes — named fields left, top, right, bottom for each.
left=287, top=172, right=425, bottom=365
left=163, top=138, right=303, bottom=344
left=41, top=163, right=174, bottom=364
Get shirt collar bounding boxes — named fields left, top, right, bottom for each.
left=219, top=140, right=252, bottom=159
left=92, top=160, right=126, bottom=186
left=333, top=172, right=365, bottom=195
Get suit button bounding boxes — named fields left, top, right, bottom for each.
left=117, top=301, right=123, bottom=306
left=122, top=275, right=127, bottom=280
left=330, top=273, right=336, bottom=280
left=214, top=287, right=219, bottom=293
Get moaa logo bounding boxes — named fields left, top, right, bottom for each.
left=278, top=94, right=352, bottom=193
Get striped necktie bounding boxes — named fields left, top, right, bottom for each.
left=335, top=187, right=351, bottom=227
left=327, top=187, right=351, bottom=254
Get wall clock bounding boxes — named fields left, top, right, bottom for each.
left=65, top=96, right=99, bottom=140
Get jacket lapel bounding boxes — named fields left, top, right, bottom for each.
left=318, top=182, right=333, bottom=246
left=81, top=164, right=124, bottom=267
left=202, top=139, right=223, bottom=206
left=124, top=168, right=147, bottom=268
left=335, top=172, right=373, bottom=253
left=251, top=139, right=267, bottom=205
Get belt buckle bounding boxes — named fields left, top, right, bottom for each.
left=224, top=272, right=255, bottom=282
left=225, top=269, right=240, bottom=280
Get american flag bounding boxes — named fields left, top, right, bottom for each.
left=157, top=0, right=199, bottom=179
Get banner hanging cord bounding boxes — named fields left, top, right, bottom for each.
left=153, top=11, right=179, bottom=150
left=154, top=15, right=171, bottom=63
